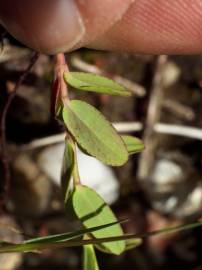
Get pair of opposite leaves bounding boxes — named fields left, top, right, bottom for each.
left=60, top=72, right=144, bottom=256
left=61, top=138, right=142, bottom=256
left=63, top=72, right=144, bottom=167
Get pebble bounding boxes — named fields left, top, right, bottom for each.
left=37, top=143, right=120, bottom=205
left=11, top=154, right=52, bottom=217
left=0, top=216, right=23, bottom=270
left=149, top=153, right=202, bottom=218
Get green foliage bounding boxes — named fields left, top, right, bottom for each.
left=62, top=100, right=128, bottom=166
left=70, top=185, right=125, bottom=255
left=6, top=65, right=201, bottom=270
left=64, top=72, right=131, bottom=97
left=124, top=239, right=142, bottom=251
left=61, top=138, right=75, bottom=203
left=0, top=221, right=202, bottom=253
left=122, top=135, right=145, bottom=155
left=83, top=245, right=100, bottom=270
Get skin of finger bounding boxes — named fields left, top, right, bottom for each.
left=0, top=0, right=85, bottom=54
left=0, top=0, right=134, bottom=54
left=75, top=0, right=135, bottom=46
left=90, top=0, right=202, bottom=54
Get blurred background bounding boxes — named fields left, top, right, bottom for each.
left=1, top=27, right=202, bottom=270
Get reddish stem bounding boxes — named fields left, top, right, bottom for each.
left=51, top=53, right=70, bottom=117
left=0, top=52, right=40, bottom=207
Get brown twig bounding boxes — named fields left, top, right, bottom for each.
left=162, top=99, right=195, bottom=121
left=0, top=31, right=7, bottom=54
left=20, top=121, right=202, bottom=151
left=0, top=51, right=40, bottom=205
left=137, top=55, right=168, bottom=182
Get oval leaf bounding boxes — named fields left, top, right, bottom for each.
left=122, top=135, right=144, bottom=155
left=125, top=239, right=142, bottom=251
left=71, top=185, right=126, bottom=255
left=61, top=139, right=75, bottom=203
left=83, top=245, right=100, bottom=270
left=64, top=72, right=131, bottom=97
left=62, top=100, right=128, bottom=166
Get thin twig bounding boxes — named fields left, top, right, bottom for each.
left=0, top=31, right=7, bottom=54
left=71, top=55, right=102, bottom=75
left=154, top=123, right=202, bottom=140
left=21, top=122, right=143, bottom=150
left=138, top=55, right=168, bottom=181
left=113, top=122, right=143, bottom=133
left=0, top=52, right=40, bottom=204
left=0, top=44, right=30, bottom=63
left=162, top=99, right=195, bottom=121
left=20, top=121, right=202, bottom=151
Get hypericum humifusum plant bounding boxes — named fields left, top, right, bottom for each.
left=53, top=53, right=144, bottom=267
left=0, top=53, right=202, bottom=270
left=0, top=4, right=202, bottom=267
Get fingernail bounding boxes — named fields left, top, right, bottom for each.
left=54, top=0, right=85, bottom=53
left=0, top=0, right=85, bottom=54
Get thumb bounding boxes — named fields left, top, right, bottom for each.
left=0, top=0, right=134, bottom=54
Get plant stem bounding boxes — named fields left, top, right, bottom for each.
left=72, top=140, right=81, bottom=185
left=54, top=53, right=69, bottom=106
left=54, top=54, right=81, bottom=186
left=0, top=51, right=39, bottom=206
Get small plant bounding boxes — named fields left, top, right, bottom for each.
left=1, top=53, right=202, bottom=270
left=1, top=2, right=202, bottom=267
left=53, top=53, right=144, bottom=267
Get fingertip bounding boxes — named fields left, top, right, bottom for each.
left=0, top=0, right=86, bottom=54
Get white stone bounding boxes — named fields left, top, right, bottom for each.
left=163, top=61, right=181, bottom=87
left=38, top=143, right=120, bottom=205
left=151, top=159, right=184, bottom=193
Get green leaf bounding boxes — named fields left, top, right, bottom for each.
left=95, top=237, right=142, bottom=253
left=122, top=135, right=144, bottom=155
left=83, top=245, right=100, bottom=270
left=62, top=100, right=128, bottom=166
left=61, top=138, right=75, bottom=203
left=64, top=72, right=131, bottom=97
left=70, top=185, right=126, bottom=255
left=125, top=239, right=142, bottom=251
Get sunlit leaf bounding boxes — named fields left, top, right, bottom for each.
left=122, top=135, right=144, bottom=155
left=83, top=245, right=100, bottom=270
left=95, top=237, right=142, bottom=253
left=70, top=185, right=125, bottom=255
left=124, top=239, right=142, bottom=251
left=64, top=72, right=131, bottom=97
left=62, top=100, right=128, bottom=166
left=61, top=138, right=75, bottom=203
